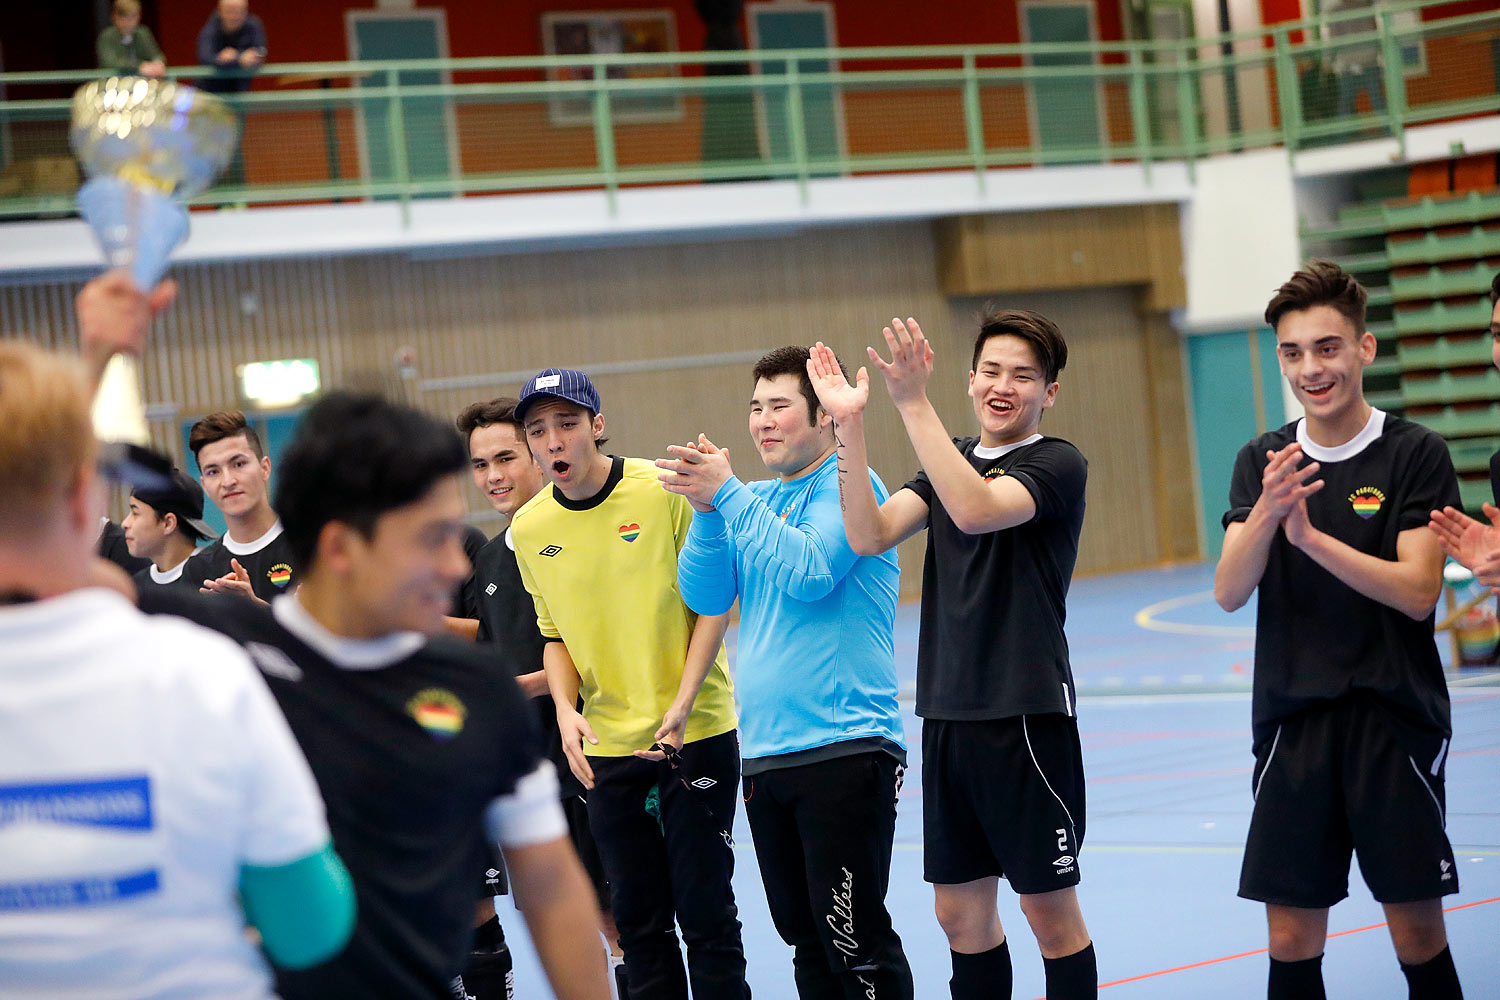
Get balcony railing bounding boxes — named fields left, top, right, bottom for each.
left=0, top=0, right=1495, bottom=220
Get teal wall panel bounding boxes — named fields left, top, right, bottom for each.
left=1188, top=327, right=1284, bottom=559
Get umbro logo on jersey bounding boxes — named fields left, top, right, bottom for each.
left=539, top=545, right=563, bottom=557
left=246, top=642, right=303, bottom=682
left=690, top=776, right=718, bottom=790
left=485, top=583, right=498, bottom=596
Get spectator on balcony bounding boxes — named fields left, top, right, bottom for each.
left=97, top=0, right=165, bottom=79
left=1328, top=0, right=1385, bottom=118
left=196, top=0, right=267, bottom=95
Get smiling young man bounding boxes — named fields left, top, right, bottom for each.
left=509, top=368, right=749, bottom=1000
left=144, top=392, right=609, bottom=1000
left=123, top=469, right=215, bottom=593
left=808, top=313, right=1094, bottom=1000
left=1214, top=260, right=1464, bottom=1000
left=664, top=346, right=913, bottom=1000
left=186, top=411, right=295, bottom=603
left=455, top=396, right=620, bottom=1000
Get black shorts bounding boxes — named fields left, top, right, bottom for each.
left=477, top=794, right=611, bottom=907
left=478, top=841, right=508, bottom=898
left=1239, top=696, right=1458, bottom=907
left=922, top=714, right=1086, bottom=893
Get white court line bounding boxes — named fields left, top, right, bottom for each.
left=1134, top=589, right=1255, bottom=638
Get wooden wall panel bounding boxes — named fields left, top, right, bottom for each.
left=0, top=215, right=1196, bottom=594
left=935, top=203, right=1186, bottom=310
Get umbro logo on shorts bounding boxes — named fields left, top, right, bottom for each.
left=485, top=868, right=501, bottom=880
left=539, top=545, right=563, bottom=557
left=1053, top=855, right=1075, bottom=868
left=690, top=776, right=718, bottom=790
left=485, top=583, right=497, bottom=596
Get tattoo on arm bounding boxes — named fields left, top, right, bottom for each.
left=834, top=423, right=848, bottom=511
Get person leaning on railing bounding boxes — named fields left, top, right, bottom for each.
left=96, top=0, right=165, bottom=79
left=196, top=0, right=267, bottom=94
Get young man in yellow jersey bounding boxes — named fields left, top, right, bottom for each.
left=510, top=369, right=750, bottom=1000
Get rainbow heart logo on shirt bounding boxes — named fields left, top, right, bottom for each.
left=1348, top=487, right=1385, bottom=520
left=407, top=688, right=467, bottom=740
left=267, top=563, right=293, bottom=588
left=618, top=522, right=641, bottom=542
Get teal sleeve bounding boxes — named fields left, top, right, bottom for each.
left=239, top=841, right=356, bottom=970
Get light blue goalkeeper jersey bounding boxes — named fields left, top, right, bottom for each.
left=676, top=452, right=905, bottom=763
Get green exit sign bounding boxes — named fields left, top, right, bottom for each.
left=238, top=358, right=320, bottom=409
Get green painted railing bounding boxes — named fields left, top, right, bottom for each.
left=0, top=0, right=1495, bottom=219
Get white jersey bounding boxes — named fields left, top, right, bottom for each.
left=0, top=588, right=331, bottom=999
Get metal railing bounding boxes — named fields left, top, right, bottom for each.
left=0, top=0, right=1494, bottom=220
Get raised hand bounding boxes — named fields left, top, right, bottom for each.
left=1256, top=442, right=1323, bottom=522
left=657, top=433, right=732, bottom=512
left=77, top=270, right=177, bottom=385
left=869, top=317, right=935, bottom=407
left=1429, top=503, right=1500, bottom=588
left=806, top=341, right=869, bottom=423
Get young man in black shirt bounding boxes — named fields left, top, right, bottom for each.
left=185, top=410, right=296, bottom=604
left=454, top=396, right=621, bottom=999
left=1215, top=260, right=1464, bottom=1000
left=144, top=393, right=610, bottom=1000
left=809, top=312, right=1095, bottom=1000
left=1429, top=269, right=1500, bottom=589
left=124, top=469, right=215, bottom=592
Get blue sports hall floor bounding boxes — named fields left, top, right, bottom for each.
left=499, top=563, right=1500, bottom=999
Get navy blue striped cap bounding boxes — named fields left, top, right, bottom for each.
left=515, top=368, right=602, bottom=423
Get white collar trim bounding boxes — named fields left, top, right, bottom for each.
left=149, top=556, right=190, bottom=584
left=272, top=593, right=425, bottom=670
left=224, top=519, right=283, bottom=556
left=973, top=433, right=1043, bottom=461
left=1295, top=407, right=1386, bottom=463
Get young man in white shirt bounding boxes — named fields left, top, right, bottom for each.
left=0, top=274, right=355, bottom=998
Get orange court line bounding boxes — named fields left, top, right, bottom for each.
left=1022, top=896, right=1500, bottom=997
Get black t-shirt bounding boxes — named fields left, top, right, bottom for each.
left=137, top=588, right=545, bottom=999
left=469, top=529, right=582, bottom=799
left=130, top=561, right=199, bottom=595
left=1224, top=415, right=1460, bottom=752
left=184, top=527, right=297, bottom=602
left=903, top=435, right=1088, bottom=721
left=98, top=520, right=151, bottom=576
left=451, top=524, right=488, bottom=619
